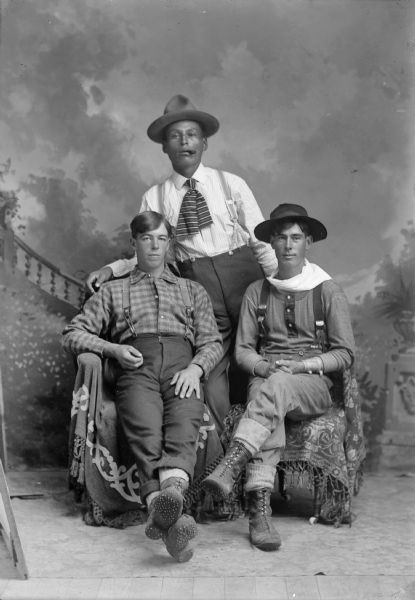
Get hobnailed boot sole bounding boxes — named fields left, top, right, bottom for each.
left=163, top=514, right=197, bottom=563
left=151, top=487, right=184, bottom=530
left=144, top=516, right=164, bottom=541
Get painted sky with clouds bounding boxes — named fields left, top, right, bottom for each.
left=1, top=0, right=414, bottom=298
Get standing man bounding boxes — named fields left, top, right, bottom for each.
left=203, top=204, right=355, bottom=552
left=86, top=95, right=278, bottom=435
left=63, top=211, right=222, bottom=563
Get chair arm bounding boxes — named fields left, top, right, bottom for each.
left=76, top=352, right=117, bottom=386
left=77, top=352, right=103, bottom=372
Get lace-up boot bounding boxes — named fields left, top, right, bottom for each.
left=247, top=489, right=281, bottom=551
left=202, top=441, right=253, bottom=498
left=145, top=477, right=188, bottom=537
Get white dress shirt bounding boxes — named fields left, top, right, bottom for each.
left=109, top=164, right=278, bottom=277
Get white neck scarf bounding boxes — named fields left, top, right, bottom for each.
left=267, top=259, right=331, bottom=293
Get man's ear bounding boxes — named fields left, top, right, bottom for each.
left=162, top=142, right=167, bottom=154
left=305, top=235, right=313, bottom=250
left=203, top=138, right=208, bottom=151
left=130, top=236, right=136, bottom=248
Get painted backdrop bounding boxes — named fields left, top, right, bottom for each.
left=0, top=0, right=414, bottom=470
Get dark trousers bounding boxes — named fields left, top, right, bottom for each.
left=178, top=245, right=263, bottom=436
left=115, top=335, right=204, bottom=500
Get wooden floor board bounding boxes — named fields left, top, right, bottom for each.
left=160, top=577, right=193, bottom=600
left=318, top=575, right=410, bottom=600
left=192, top=576, right=225, bottom=599
left=224, top=576, right=256, bottom=600
left=97, top=577, right=162, bottom=599
left=255, top=576, right=288, bottom=599
left=285, top=575, right=321, bottom=600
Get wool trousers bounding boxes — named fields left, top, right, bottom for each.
left=178, top=245, right=263, bottom=436
left=115, top=335, right=204, bottom=500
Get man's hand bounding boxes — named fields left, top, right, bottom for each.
left=171, top=364, right=203, bottom=399
left=274, top=359, right=304, bottom=375
left=104, top=343, right=143, bottom=370
left=86, top=267, right=113, bottom=294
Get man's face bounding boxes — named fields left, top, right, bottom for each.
left=162, top=120, right=207, bottom=174
left=270, top=222, right=312, bottom=275
left=133, top=223, right=170, bottom=274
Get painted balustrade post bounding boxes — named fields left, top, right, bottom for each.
left=0, top=224, right=15, bottom=274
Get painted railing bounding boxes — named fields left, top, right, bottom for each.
left=0, top=224, right=84, bottom=308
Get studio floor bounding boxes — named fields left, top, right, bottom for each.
left=0, top=468, right=413, bottom=600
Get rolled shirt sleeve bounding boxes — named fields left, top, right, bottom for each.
left=107, top=255, right=137, bottom=279
left=230, top=174, right=278, bottom=277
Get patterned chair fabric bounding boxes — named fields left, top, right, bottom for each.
left=222, top=368, right=366, bottom=526
left=69, top=355, right=365, bottom=528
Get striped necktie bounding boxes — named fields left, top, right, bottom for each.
left=175, top=178, right=213, bottom=239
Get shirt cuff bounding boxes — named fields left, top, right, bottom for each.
left=108, top=257, right=136, bottom=278
left=191, top=359, right=206, bottom=379
left=319, top=352, right=352, bottom=373
left=100, top=340, right=113, bottom=358
left=238, top=354, right=267, bottom=376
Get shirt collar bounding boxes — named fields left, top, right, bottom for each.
left=171, top=163, right=207, bottom=190
left=130, top=264, right=179, bottom=285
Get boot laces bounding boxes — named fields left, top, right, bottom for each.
left=173, top=479, right=187, bottom=492
left=257, top=490, right=268, bottom=515
left=251, top=489, right=269, bottom=517
left=218, top=443, right=246, bottom=475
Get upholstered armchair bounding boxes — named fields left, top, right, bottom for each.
left=68, top=352, right=225, bottom=528
left=221, top=368, right=365, bottom=527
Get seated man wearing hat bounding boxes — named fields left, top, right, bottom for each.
left=86, top=95, right=278, bottom=437
left=203, top=204, right=355, bottom=552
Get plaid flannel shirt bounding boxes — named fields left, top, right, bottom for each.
left=62, top=266, right=223, bottom=377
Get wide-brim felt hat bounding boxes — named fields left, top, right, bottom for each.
left=147, top=94, right=220, bottom=143
left=254, top=203, right=327, bottom=243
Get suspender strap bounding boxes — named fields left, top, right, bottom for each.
left=156, top=182, right=164, bottom=208
left=122, top=277, right=138, bottom=338
left=256, top=280, right=328, bottom=353
left=217, top=170, right=238, bottom=222
left=177, top=278, right=194, bottom=339
left=313, top=283, right=328, bottom=352
left=257, top=279, right=270, bottom=353
left=217, top=170, right=241, bottom=253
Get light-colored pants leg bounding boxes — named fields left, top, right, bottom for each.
left=234, top=372, right=333, bottom=478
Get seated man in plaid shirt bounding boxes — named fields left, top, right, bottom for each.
left=62, top=211, right=222, bottom=563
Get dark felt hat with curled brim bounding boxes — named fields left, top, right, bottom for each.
left=254, top=203, right=327, bottom=243
left=147, top=95, right=220, bottom=143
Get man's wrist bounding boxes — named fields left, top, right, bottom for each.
left=190, top=363, right=204, bottom=378
left=253, top=360, right=270, bottom=378
left=103, top=342, right=118, bottom=359
left=301, top=357, right=324, bottom=375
